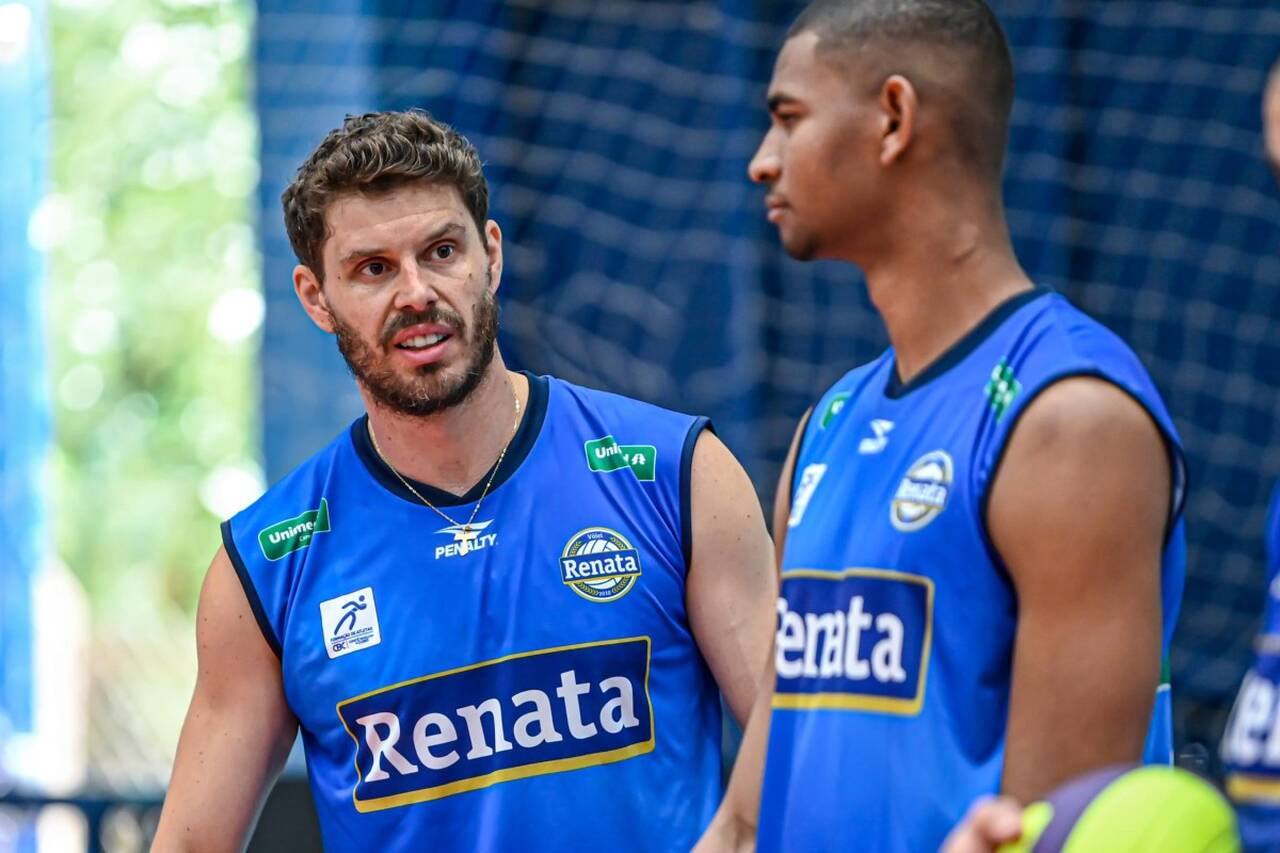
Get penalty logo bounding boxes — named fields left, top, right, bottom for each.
left=434, top=519, right=497, bottom=560
left=890, top=450, right=953, bottom=532
left=559, top=527, right=642, bottom=603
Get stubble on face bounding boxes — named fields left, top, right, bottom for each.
left=329, top=276, right=500, bottom=417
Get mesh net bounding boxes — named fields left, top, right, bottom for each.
left=256, top=0, right=1280, bottom=755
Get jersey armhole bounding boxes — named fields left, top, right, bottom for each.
left=221, top=520, right=284, bottom=660
left=786, top=406, right=817, bottom=509
left=977, top=369, right=1188, bottom=584
left=680, top=417, right=714, bottom=570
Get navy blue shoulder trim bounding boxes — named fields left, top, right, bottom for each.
left=886, top=286, right=1052, bottom=399
left=978, top=369, right=1188, bottom=584
left=352, top=372, right=550, bottom=507
left=680, top=417, right=714, bottom=569
left=787, top=406, right=817, bottom=510
left=221, top=520, right=284, bottom=660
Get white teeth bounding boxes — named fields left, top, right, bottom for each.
left=401, top=333, right=446, bottom=349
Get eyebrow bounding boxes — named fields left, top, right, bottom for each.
left=338, top=221, right=467, bottom=266
left=767, top=92, right=801, bottom=112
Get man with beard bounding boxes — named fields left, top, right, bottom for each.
left=152, top=110, right=776, bottom=852
left=697, top=1, right=1186, bottom=851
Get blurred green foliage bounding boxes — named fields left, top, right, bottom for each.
left=45, top=0, right=260, bottom=620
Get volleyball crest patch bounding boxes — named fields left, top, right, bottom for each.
left=560, top=527, right=642, bottom=603
left=891, top=450, right=953, bottom=532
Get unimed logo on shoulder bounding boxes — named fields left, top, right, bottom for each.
left=337, top=637, right=654, bottom=812
left=258, top=499, right=331, bottom=560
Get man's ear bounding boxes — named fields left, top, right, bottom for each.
left=484, top=220, right=504, bottom=293
left=879, top=74, right=919, bottom=166
left=293, top=264, right=334, bottom=333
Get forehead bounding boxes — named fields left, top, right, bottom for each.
left=323, top=182, right=472, bottom=254
left=768, top=30, right=853, bottom=103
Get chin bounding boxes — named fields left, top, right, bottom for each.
left=780, top=231, right=819, bottom=262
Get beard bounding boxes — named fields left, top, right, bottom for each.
left=329, top=282, right=499, bottom=418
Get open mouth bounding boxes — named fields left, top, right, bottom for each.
left=394, top=332, right=452, bottom=351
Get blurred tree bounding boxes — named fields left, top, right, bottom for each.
left=45, top=0, right=259, bottom=622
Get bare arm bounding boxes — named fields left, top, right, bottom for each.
left=694, top=414, right=808, bottom=852
left=152, top=548, right=298, bottom=853
left=991, top=377, right=1171, bottom=802
left=687, top=430, right=778, bottom=724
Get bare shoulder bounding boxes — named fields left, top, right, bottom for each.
left=989, top=375, right=1172, bottom=584
left=195, top=546, right=283, bottom=687
left=1002, top=375, right=1167, bottom=459
left=689, top=428, right=769, bottom=540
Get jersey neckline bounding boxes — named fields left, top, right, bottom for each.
left=884, top=285, right=1053, bottom=400
left=350, top=371, right=550, bottom=507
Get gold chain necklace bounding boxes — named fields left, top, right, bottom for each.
left=367, top=384, right=521, bottom=552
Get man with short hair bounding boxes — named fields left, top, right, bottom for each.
left=697, top=2, right=1186, bottom=850
left=152, top=110, right=776, bottom=852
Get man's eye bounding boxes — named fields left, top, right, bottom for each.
left=362, top=261, right=388, bottom=276
left=434, top=244, right=455, bottom=260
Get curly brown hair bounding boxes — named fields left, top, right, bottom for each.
left=282, top=110, right=489, bottom=279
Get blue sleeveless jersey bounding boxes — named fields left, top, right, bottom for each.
left=222, top=374, right=722, bottom=852
left=1223, top=482, right=1280, bottom=852
left=758, top=288, right=1187, bottom=852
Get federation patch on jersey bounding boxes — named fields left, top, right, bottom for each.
left=890, top=451, right=953, bottom=532
left=560, top=527, right=642, bottom=602
left=320, top=586, right=382, bottom=659
left=773, top=569, right=933, bottom=716
left=337, top=636, right=655, bottom=812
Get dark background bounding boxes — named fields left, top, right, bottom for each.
left=255, top=0, right=1280, bottom=795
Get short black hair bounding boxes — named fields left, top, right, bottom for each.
left=789, top=0, right=1015, bottom=180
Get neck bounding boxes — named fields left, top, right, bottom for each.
left=363, top=355, right=528, bottom=495
left=857, top=198, right=1033, bottom=385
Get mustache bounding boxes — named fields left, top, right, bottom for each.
left=380, top=307, right=466, bottom=347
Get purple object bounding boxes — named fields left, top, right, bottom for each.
left=1033, top=764, right=1139, bottom=852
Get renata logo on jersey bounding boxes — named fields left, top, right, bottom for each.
left=337, top=637, right=655, bottom=812
left=891, top=450, right=953, bottom=532
left=773, top=569, right=934, bottom=716
left=560, top=527, right=642, bottom=602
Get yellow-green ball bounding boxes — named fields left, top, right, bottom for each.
left=998, top=765, right=1239, bottom=852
